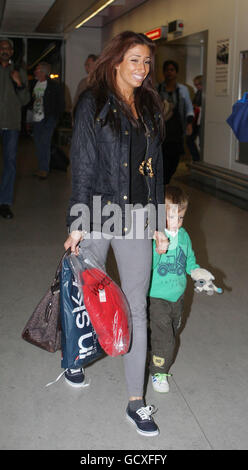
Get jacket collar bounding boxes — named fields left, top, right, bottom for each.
left=96, top=92, right=115, bottom=121
left=96, top=92, right=156, bottom=134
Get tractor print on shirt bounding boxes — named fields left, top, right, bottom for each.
left=157, top=246, right=186, bottom=276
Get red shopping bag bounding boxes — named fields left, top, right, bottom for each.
left=80, top=268, right=132, bottom=357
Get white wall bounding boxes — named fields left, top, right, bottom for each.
left=102, top=0, right=248, bottom=176
left=65, top=27, right=102, bottom=111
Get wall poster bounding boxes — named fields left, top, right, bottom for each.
left=215, top=38, right=230, bottom=96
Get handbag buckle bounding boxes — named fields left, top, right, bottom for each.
left=51, top=281, right=60, bottom=295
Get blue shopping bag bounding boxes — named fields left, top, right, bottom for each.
left=226, top=92, right=248, bottom=142
left=60, top=257, right=103, bottom=369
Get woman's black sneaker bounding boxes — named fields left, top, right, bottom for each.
left=0, top=204, right=13, bottom=219
left=64, top=368, right=86, bottom=388
left=126, top=404, right=159, bottom=436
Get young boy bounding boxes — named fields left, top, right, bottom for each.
left=148, top=186, right=215, bottom=393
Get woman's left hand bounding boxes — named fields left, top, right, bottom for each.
left=64, top=230, right=84, bottom=255
left=153, top=231, right=169, bottom=254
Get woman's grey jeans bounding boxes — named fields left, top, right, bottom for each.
left=80, top=209, right=152, bottom=398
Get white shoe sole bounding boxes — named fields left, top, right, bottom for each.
left=152, top=385, right=170, bottom=393
left=126, top=413, right=160, bottom=437
left=65, top=377, right=87, bottom=388
left=152, top=377, right=170, bottom=393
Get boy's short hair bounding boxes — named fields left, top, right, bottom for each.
left=165, top=185, right=189, bottom=209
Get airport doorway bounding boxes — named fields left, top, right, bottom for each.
left=155, top=30, right=208, bottom=164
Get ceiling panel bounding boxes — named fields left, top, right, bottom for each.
left=36, top=0, right=100, bottom=34
left=0, top=0, right=56, bottom=33
left=36, top=0, right=148, bottom=33
left=78, top=0, right=147, bottom=29
left=0, top=0, right=148, bottom=35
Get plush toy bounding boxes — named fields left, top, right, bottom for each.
left=191, top=268, right=223, bottom=296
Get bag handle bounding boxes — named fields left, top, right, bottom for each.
left=51, top=248, right=71, bottom=293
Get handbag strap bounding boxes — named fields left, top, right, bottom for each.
left=51, top=248, right=71, bottom=291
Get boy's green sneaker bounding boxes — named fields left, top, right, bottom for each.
left=152, top=373, right=171, bottom=393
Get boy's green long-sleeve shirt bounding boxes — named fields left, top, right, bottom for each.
left=148, top=227, right=199, bottom=302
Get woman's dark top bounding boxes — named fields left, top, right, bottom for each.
left=67, top=90, right=165, bottom=235
left=130, top=120, right=148, bottom=206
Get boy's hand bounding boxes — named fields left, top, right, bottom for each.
left=153, top=231, right=169, bottom=254
left=190, top=268, right=215, bottom=282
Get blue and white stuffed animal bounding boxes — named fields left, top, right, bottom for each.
left=191, top=268, right=223, bottom=296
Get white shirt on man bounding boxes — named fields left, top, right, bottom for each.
left=33, top=80, right=47, bottom=122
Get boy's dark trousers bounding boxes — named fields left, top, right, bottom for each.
left=149, top=295, right=184, bottom=375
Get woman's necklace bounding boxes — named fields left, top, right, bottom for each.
left=122, top=92, right=138, bottom=119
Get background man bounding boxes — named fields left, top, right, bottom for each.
left=32, top=62, right=64, bottom=179
left=186, top=74, right=203, bottom=162
left=73, top=54, right=98, bottom=112
left=158, top=60, right=194, bottom=184
left=0, top=38, right=30, bottom=219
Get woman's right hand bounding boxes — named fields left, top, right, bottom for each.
left=64, top=230, right=84, bottom=255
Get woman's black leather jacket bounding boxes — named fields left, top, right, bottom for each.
left=67, top=90, right=165, bottom=235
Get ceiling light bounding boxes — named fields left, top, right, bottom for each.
left=75, top=0, right=115, bottom=29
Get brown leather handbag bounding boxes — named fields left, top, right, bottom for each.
left=22, top=250, right=69, bottom=352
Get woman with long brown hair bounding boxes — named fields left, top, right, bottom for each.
left=64, top=30, right=168, bottom=437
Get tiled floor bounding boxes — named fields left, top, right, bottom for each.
left=0, top=136, right=247, bottom=450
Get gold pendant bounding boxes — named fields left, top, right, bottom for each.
left=139, top=157, right=154, bottom=178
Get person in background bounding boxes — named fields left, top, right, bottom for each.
left=186, top=74, right=203, bottom=162
left=32, top=62, right=64, bottom=179
left=0, top=38, right=30, bottom=219
left=72, top=54, right=98, bottom=112
left=158, top=60, right=194, bottom=184
left=64, top=30, right=168, bottom=437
